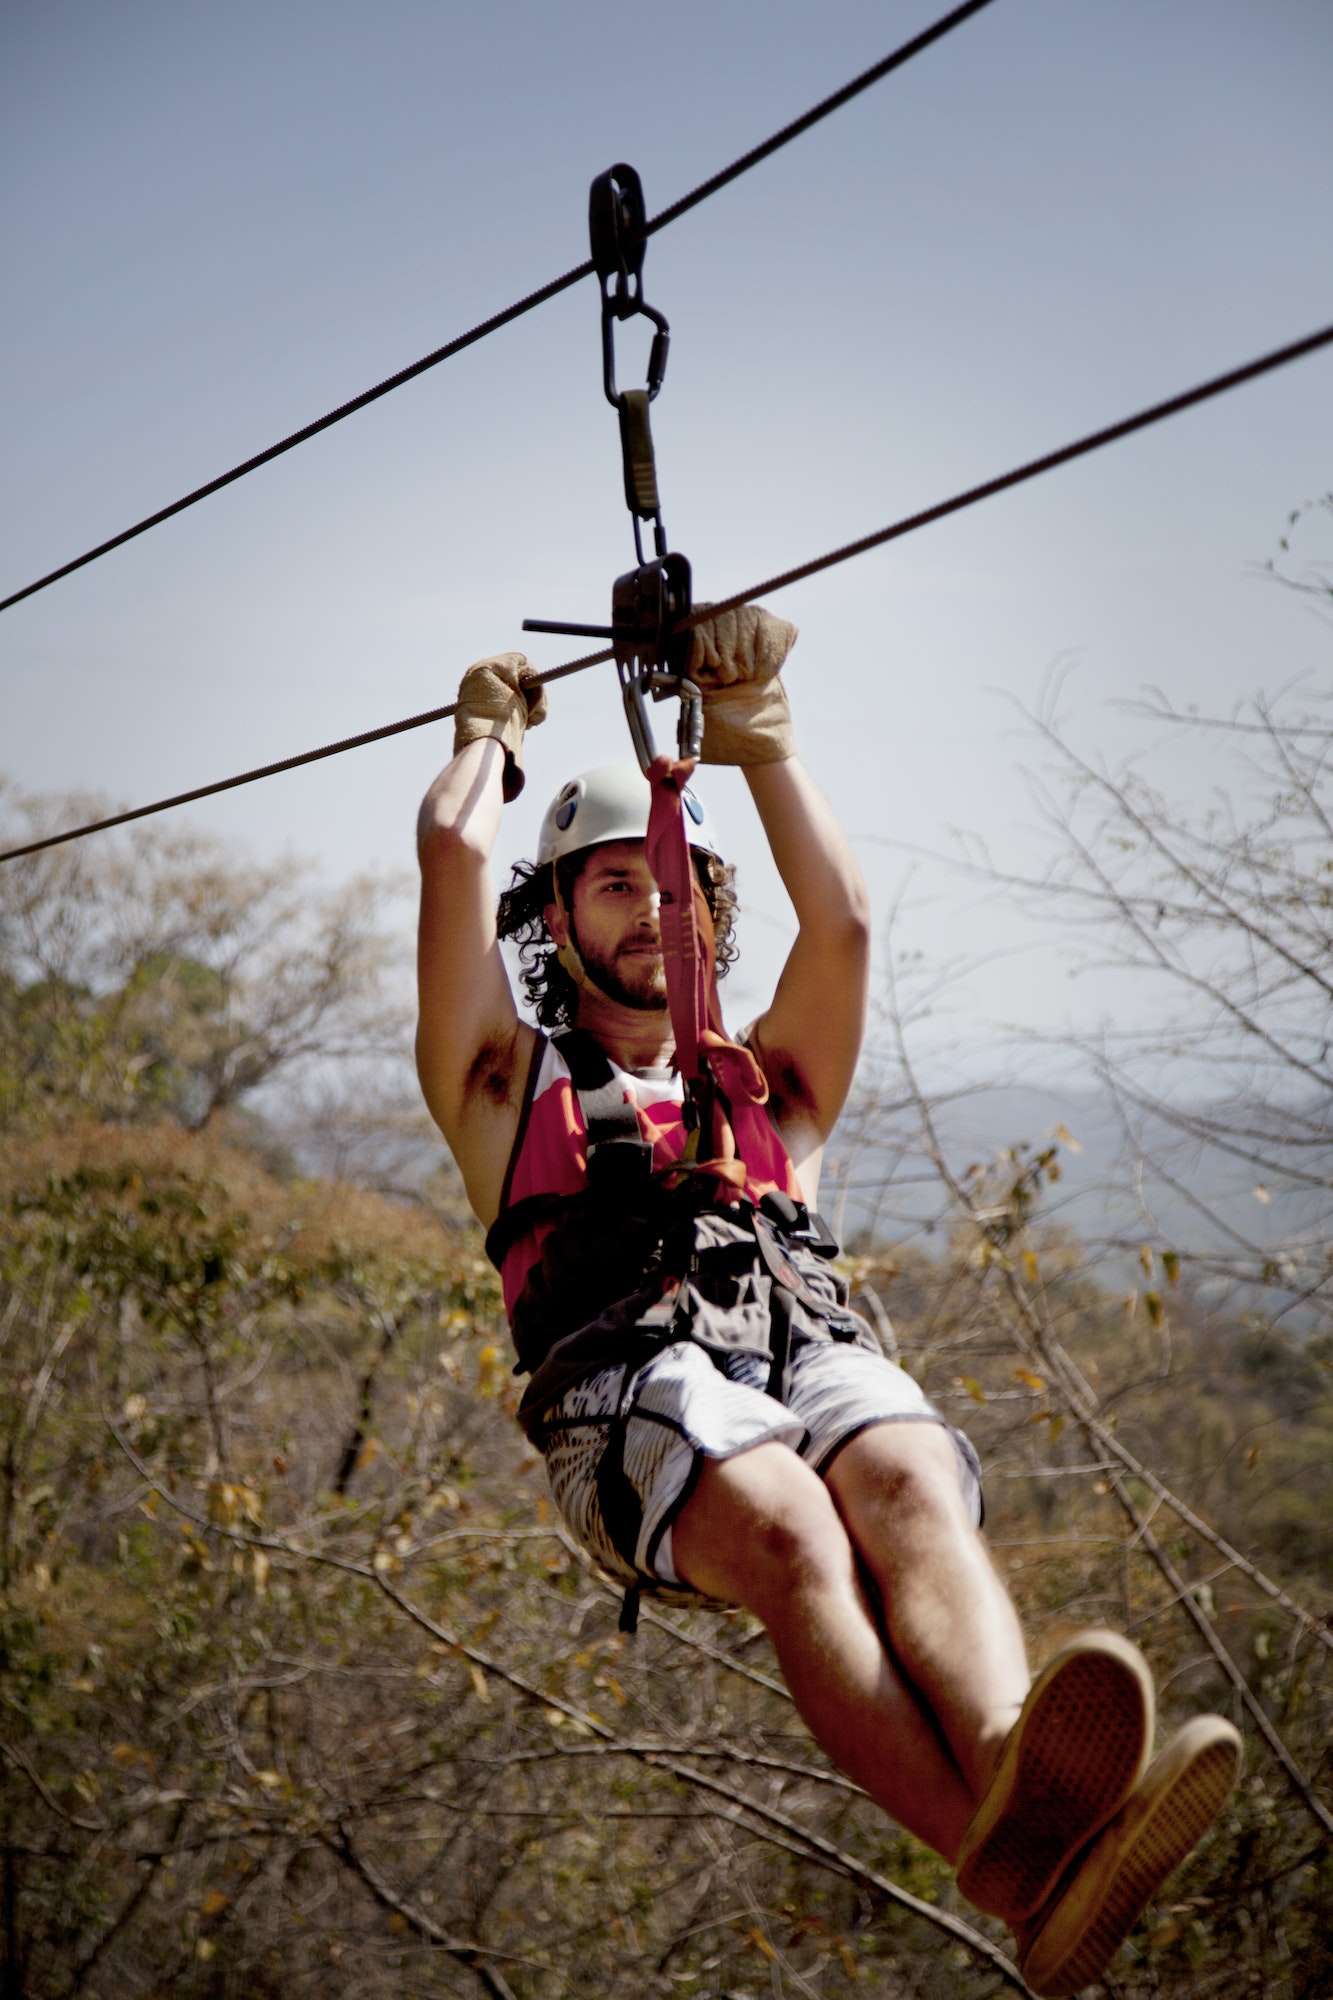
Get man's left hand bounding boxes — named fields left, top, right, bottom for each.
left=686, top=604, right=797, bottom=765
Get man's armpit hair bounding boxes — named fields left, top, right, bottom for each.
left=496, top=850, right=738, bottom=1030
left=464, top=1029, right=524, bottom=1108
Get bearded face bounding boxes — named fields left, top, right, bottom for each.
left=548, top=842, right=668, bottom=1013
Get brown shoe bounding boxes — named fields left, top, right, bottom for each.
left=955, top=1630, right=1154, bottom=1922
left=1016, top=1714, right=1242, bottom=1997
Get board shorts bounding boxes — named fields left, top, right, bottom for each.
left=536, top=1331, right=984, bottom=1603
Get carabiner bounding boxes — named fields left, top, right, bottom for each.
left=619, top=667, right=704, bottom=775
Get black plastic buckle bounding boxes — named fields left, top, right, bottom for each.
left=585, top=1136, right=655, bottom=1190
left=759, top=1189, right=841, bottom=1259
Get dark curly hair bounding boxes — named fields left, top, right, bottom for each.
left=496, top=848, right=739, bottom=1029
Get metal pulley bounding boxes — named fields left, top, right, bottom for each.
left=612, top=552, right=702, bottom=775
left=524, top=162, right=700, bottom=776
left=589, top=164, right=671, bottom=558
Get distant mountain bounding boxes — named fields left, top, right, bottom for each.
left=824, top=1080, right=1307, bottom=1281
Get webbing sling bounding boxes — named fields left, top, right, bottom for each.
left=644, top=754, right=771, bottom=1184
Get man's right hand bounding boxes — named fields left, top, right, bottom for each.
left=452, top=652, right=548, bottom=800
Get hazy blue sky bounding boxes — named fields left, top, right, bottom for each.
left=4, top=0, right=1332, bottom=1041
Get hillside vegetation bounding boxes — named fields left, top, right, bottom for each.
left=2, top=743, right=1331, bottom=1999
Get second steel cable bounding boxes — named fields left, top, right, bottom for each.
left=3, top=315, right=1330, bottom=867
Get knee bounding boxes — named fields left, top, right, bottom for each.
left=675, top=1445, right=852, bottom=1612
left=831, top=1421, right=973, bottom=1533
left=749, top=1467, right=850, bottom=1603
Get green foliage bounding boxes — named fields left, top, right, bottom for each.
left=2, top=1113, right=1330, bottom=1998
left=3, top=700, right=1332, bottom=1997
left=0, top=798, right=408, bottom=1134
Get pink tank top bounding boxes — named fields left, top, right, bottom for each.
left=496, top=1032, right=804, bottom=1319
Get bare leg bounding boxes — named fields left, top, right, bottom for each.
left=671, top=1440, right=977, bottom=1858
left=825, top=1420, right=1030, bottom=1803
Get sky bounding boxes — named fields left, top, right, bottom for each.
left=3, top=0, right=1332, bottom=1056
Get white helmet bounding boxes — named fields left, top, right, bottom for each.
left=535, top=764, right=718, bottom=867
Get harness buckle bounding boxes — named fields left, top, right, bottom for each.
left=759, top=1188, right=841, bottom=1259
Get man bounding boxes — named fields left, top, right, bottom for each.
left=415, top=606, right=1239, bottom=1996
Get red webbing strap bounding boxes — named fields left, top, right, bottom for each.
left=644, top=757, right=769, bottom=1194
left=645, top=756, right=710, bottom=1084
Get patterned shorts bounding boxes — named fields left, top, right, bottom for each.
left=537, top=1335, right=984, bottom=1599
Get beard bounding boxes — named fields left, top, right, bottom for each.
left=578, top=936, right=668, bottom=1012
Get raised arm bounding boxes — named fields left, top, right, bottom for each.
left=687, top=604, right=870, bottom=1177
left=415, top=656, right=545, bottom=1224
left=743, top=757, right=870, bottom=1153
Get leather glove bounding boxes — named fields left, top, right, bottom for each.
left=685, top=604, right=797, bottom=765
left=452, top=652, right=548, bottom=801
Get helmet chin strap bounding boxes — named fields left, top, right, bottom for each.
left=554, top=872, right=634, bottom=1007
left=552, top=875, right=590, bottom=988
left=555, top=938, right=588, bottom=988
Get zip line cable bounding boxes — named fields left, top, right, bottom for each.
left=676, top=319, right=1333, bottom=629
left=0, top=0, right=997, bottom=619
left=0, top=644, right=615, bottom=865
left=3, top=315, right=1329, bottom=868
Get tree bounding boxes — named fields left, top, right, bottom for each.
left=0, top=788, right=415, bottom=1143
left=950, top=646, right=1333, bottom=1347
left=818, top=502, right=1333, bottom=1994
left=1, top=1120, right=1032, bottom=2000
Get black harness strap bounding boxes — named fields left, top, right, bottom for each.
left=485, top=1030, right=658, bottom=1274
left=556, top=1028, right=657, bottom=1193
left=555, top=1027, right=642, bottom=1142
left=497, top=1029, right=548, bottom=1214
left=484, top=1189, right=584, bottom=1273
left=765, top=1281, right=794, bottom=1400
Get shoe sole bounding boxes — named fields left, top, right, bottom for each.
left=956, top=1630, right=1154, bottom=1922
left=1019, top=1715, right=1242, bottom=1998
